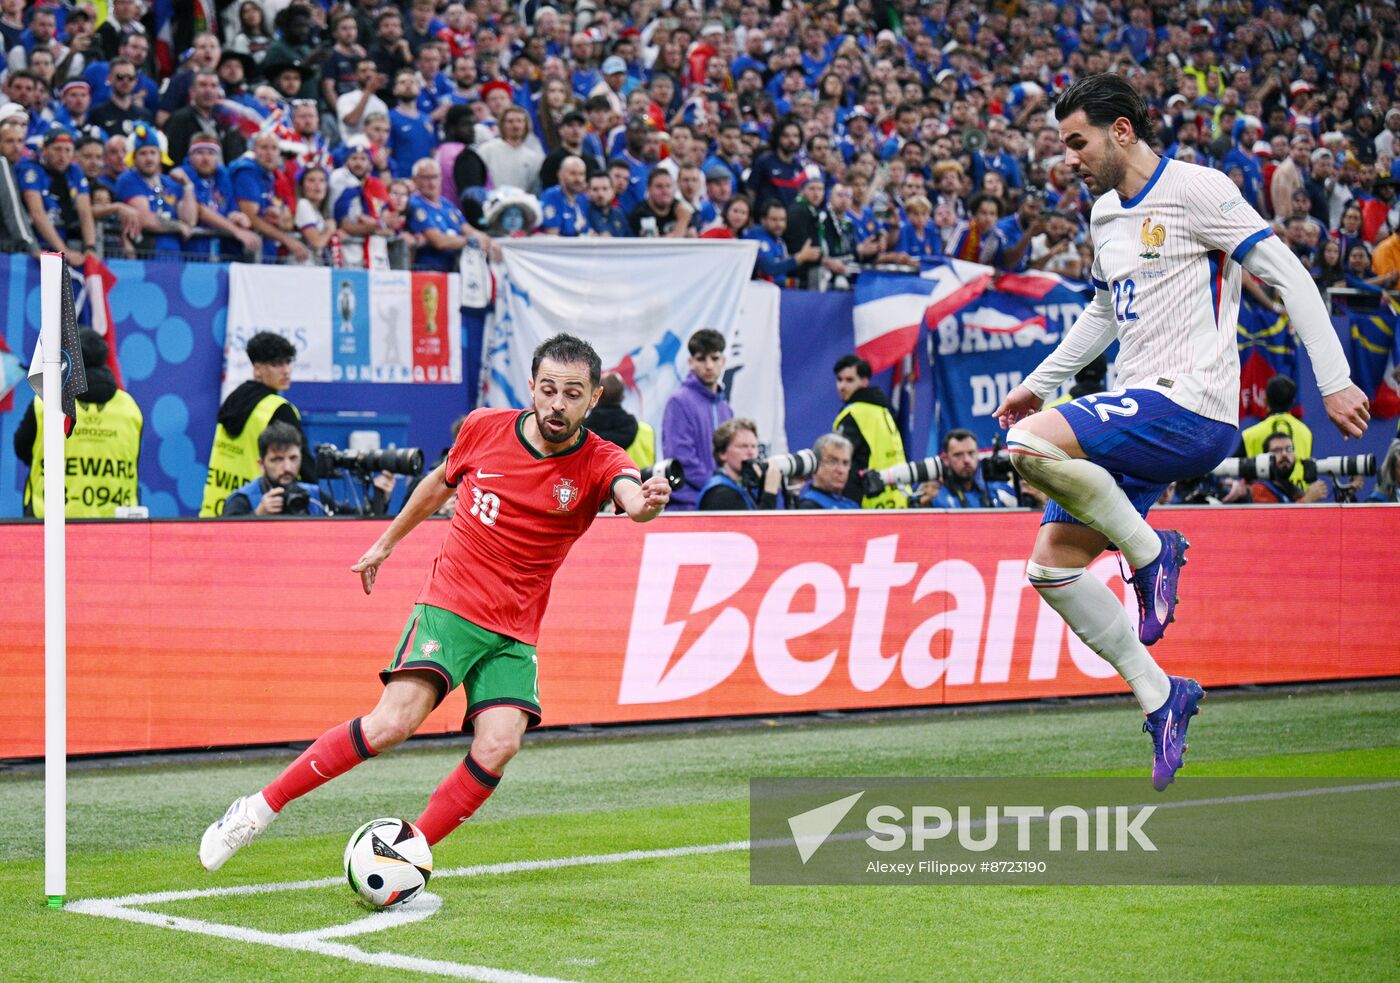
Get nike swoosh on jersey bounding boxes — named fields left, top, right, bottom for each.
left=476, top=469, right=504, bottom=479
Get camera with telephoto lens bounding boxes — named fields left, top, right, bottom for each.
left=862, top=457, right=947, bottom=497
left=316, top=443, right=425, bottom=480
left=1211, top=454, right=1374, bottom=483
left=741, top=449, right=819, bottom=484
left=641, top=457, right=685, bottom=490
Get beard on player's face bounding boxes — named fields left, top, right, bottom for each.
left=535, top=407, right=583, bottom=443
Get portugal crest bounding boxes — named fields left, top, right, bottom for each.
left=552, top=478, right=578, bottom=512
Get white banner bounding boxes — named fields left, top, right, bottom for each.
left=725, top=279, right=787, bottom=454
left=481, top=238, right=785, bottom=448
left=224, top=263, right=461, bottom=400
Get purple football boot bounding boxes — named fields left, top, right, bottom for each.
left=1130, top=530, right=1190, bottom=646
left=1143, top=676, right=1205, bottom=791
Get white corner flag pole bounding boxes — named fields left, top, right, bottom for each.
left=40, top=253, right=66, bottom=908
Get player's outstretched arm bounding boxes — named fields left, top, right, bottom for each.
left=614, top=475, right=671, bottom=522
left=1242, top=235, right=1370, bottom=438
left=351, top=461, right=456, bottom=594
left=993, top=287, right=1117, bottom=428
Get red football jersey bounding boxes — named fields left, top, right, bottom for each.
left=417, top=407, right=641, bottom=644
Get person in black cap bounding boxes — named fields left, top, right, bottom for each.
left=540, top=109, right=602, bottom=188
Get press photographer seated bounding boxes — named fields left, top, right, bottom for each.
left=1248, top=433, right=1328, bottom=504
left=223, top=422, right=328, bottom=517
left=698, top=418, right=783, bottom=511
left=796, top=433, right=859, bottom=509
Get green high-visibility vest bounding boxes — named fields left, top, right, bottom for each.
left=26, top=391, right=143, bottom=518
left=199, top=394, right=296, bottom=517
left=835, top=401, right=909, bottom=508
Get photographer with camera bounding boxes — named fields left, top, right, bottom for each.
left=1247, top=433, right=1328, bottom=504
left=223, top=423, right=328, bottom=517
left=928, top=429, right=1017, bottom=509
left=796, top=433, right=860, bottom=509
left=698, top=418, right=784, bottom=511
left=1240, top=375, right=1312, bottom=487
left=200, top=331, right=313, bottom=517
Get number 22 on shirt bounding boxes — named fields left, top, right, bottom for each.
left=1111, top=278, right=1139, bottom=324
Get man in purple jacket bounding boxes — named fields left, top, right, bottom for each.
left=662, top=328, right=733, bottom=510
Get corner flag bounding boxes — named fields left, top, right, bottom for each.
left=27, top=257, right=86, bottom=435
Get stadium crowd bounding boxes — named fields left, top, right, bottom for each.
left=0, top=0, right=1396, bottom=289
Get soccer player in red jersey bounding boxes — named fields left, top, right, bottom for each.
left=200, top=334, right=672, bottom=871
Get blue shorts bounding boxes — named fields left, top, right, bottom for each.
left=1041, top=389, right=1238, bottom=526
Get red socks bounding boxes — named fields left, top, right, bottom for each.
left=262, top=717, right=377, bottom=813
left=414, top=754, right=501, bottom=846
left=259, top=719, right=501, bottom=846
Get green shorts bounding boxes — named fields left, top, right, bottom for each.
left=381, top=603, right=542, bottom=731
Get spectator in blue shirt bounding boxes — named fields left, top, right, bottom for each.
left=17, top=128, right=96, bottom=262
left=228, top=130, right=308, bottom=263
left=970, top=117, right=1024, bottom=191
left=930, top=430, right=1016, bottom=509
left=584, top=172, right=629, bottom=236
left=994, top=191, right=1045, bottom=273
left=892, top=195, right=942, bottom=265
left=745, top=199, right=820, bottom=282
left=177, top=134, right=261, bottom=259
left=407, top=156, right=490, bottom=270
left=614, top=115, right=654, bottom=215
left=114, top=123, right=197, bottom=254
left=537, top=156, right=589, bottom=236
left=387, top=69, right=437, bottom=178
left=83, top=32, right=158, bottom=107
left=51, top=80, right=107, bottom=144
left=749, top=116, right=809, bottom=210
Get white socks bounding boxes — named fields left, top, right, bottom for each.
left=1027, top=562, right=1171, bottom=713
left=1007, top=429, right=1162, bottom=569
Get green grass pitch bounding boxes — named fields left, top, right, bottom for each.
left=3, top=684, right=1398, bottom=981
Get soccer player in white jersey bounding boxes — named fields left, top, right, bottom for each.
left=992, top=74, right=1371, bottom=791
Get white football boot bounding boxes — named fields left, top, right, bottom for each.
left=199, top=793, right=277, bottom=872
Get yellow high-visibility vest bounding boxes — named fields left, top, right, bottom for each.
left=199, top=393, right=295, bottom=517
left=835, top=401, right=909, bottom=508
left=26, top=391, right=143, bottom=518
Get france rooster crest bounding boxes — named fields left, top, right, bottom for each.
left=552, top=478, right=578, bottom=511
left=1139, top=216, right=1166, bottom=259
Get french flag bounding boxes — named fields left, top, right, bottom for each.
left=853, top=259, right=993, bottom=372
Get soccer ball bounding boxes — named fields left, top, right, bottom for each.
left=343, top=818, right=433, bottom=909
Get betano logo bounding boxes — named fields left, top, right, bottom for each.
left=787, top=792, right=1158, bottom=863
left=617, top=532, right=1135, bottom=705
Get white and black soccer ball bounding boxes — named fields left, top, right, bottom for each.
left=343, top=818, right=433, bottom=909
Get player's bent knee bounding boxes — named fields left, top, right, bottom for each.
left=361, top=708, right=422, bottom=752
left=1006, top=427, right=1069, bottom=483
left=469, top=727, right=522, bottom=770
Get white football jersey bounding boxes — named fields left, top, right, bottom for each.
left=1087, top=157, right=1273, bottom=426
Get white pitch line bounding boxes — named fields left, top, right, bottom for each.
left=66, top=896, right=573, bottom=983
left=66, top=781, right=1400, bottom=982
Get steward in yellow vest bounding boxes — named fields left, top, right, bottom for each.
left=200, top=331, right=312, bottom=517
left=586, top=373, right=656, bottom=470
left=17, top=330, right=142, bottom=518
left=1240, top=376, right=1311, bottom=486
left=833, top=355, right=907, bottom=508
